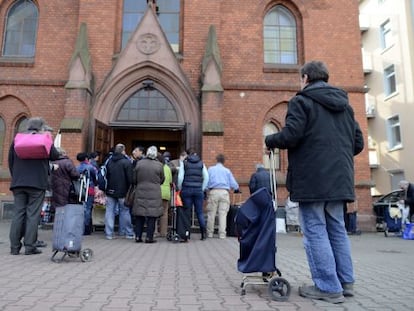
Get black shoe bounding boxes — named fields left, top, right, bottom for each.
left=200, top=228, right=206, bottom=240
left=25, top=248, right=42, bottom=255
left=35, top=240, right=47, bottom=248
left=10, top=249, right=20, bottom=255
left=135, top=238, right=143, bottom=243
left=145, top=239, right=157, bottom=244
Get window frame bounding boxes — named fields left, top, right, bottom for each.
left=263, top=122, right=280, bottom=170
left=0, top=117, right=4, bottom=165
left=263, top=4, right=298, bottom=66
left=384, top=64, right=396, bottom=97
left=117, top=87, right=178, bottom=123
left=2, top=0, right=39, bottom=59
left=386, top=114, right=402, bottom=150
left=380, top=19, right=392, bottom=50
left=120, top=0, right=182, bottom=54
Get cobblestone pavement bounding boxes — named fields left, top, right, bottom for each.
left=0, top=220, right=414, bottom=311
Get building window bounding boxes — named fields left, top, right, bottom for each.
left=157, top=0, right=180, bottom=53
left=117, top=87, right=178, bottom=122
left=386, top=115, right=401, bottom=150
left=263, top=123, right=280, bottom=170
left=384, top=65, right=396, bottom=96
left=0, top=117, right=4, bottom=164
left=15, top=116, right=28, bottom=134
left=2, top=0, right=38, bottom=57
left=263, top=5, right=297, bottom=65
left=121, top=0, right=180, bottom=52
left=380, top=19, right=392, bottom=50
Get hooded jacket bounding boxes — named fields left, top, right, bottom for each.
left=265, top=81, right=364, bottom=202
left=105, top=152, right=133, bottom=198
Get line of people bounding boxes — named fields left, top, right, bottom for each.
left=50, top=144, right=241, bottom=244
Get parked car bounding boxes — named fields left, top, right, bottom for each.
left=372, top=189, right=405, bottom=232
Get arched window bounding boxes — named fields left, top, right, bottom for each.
left=264, top=5, right=297, bottom=64
left=0, top=117, right=5, bottom=164
left=2, top=0, right=39, bottom=57
left=121, top=0, right=181, bottom=52
left=15, top=116, right=28, bottom=134
left=117, top=87, right=178, bottom=122
left=263, top=123, right=280, bottom=170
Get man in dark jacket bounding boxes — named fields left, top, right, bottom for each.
left=8, top=117, right=60, bottom=255
left=177, top=148, right=209, bottom=241
left=104, top=143, right=134, bottom=240
left=248, top=164, right=271, bottom=195
left=265, top=61, right=364, bottom=303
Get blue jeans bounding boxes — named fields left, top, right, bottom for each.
left=299, top=201, right=354, bottom=293
left=181, top=188, right=206, bottom=229
left=105, top=196, right=134, bottom=238
left=84, top=195, right=94, bottom=231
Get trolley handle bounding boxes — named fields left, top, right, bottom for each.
left=269, top=149, right=277, bottom=211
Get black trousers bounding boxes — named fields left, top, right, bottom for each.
left=10, top=188, right=45, bottom=252
left=134, top=216, right=156, bottom=240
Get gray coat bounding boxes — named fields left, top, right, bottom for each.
left=131, top=158, right=165, bottom=217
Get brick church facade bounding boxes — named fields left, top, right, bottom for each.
left=0, top=0, right=374, bottom=229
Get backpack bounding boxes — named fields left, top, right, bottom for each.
left=97, top=156, right=111, bottom=191
left=69, top=170, right=90, bottom=204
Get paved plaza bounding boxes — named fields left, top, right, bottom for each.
left=0, top=220, right=414, bottom=311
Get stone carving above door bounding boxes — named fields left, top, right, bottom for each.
left=137, top=33, right=160, bottom=55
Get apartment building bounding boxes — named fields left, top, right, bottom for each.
left=360, top=0, right=414, bottom=195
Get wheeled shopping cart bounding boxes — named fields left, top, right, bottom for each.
left=166, top=185, right=181, bottom=242
left=235, top=150, right=290, bottom=301
left=51, top=204, right=93, bottom=263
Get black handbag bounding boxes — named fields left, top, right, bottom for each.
left=124, top=184, right=136, bottom=208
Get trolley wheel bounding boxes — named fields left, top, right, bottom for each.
left=166, top=231, right=172, bottom=241
left=268, top=277, right=291, bottom=301
left=67, top=251, right=79, bottom=258
left=80, top=248, right=93, bottom=262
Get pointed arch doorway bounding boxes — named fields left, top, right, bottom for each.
left=94, top=85, right=190, bottom=160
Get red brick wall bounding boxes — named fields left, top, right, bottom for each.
left=0, top=0, right=374, bottom=229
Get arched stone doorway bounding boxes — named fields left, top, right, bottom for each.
left=92, top=65, right=200, bottom=159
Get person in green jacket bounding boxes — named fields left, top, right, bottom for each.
left=158, top=153, right=172, bottom=237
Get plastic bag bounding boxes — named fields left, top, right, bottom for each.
left=402, top=223, right=414, bottom=240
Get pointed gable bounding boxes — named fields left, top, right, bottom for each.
left=65, top=23, right=92, bottom=91
left=201, top=25, right=223, bottom=92
left=107, top=4, right=186, bottom=83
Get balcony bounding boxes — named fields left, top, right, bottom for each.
left=362, top=49, right=373, bottom=74
left=359, top=14, right=370, bottom=32
left=365, top=94, right=376, bottom=118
